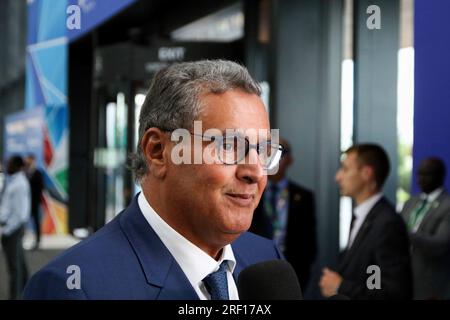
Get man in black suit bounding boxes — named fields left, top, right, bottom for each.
left=250, top=138, right=317, bottom=291
left=319, top=144, right=412, bottom=300
left=24, top=154, right=44, bottom=250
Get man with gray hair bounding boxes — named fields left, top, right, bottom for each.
left=23, top=60, right=287, bottom=299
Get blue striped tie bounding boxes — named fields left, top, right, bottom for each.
left=203, top=261, right=229, bottom=300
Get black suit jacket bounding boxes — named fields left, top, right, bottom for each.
left=337, top=197, right=412, bottom=300
left=250, top=181, right=317, bottom=290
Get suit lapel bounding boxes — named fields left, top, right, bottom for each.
left=157, top=262, right=200, bottom=300
left=338, top=198, right=383, bottom=271
left=417, top=192, right=446, bottom=232
left=402, top=197, right=421, bottom=223
left=231, top=244, right=250, bottom=283
left=119, top=195, right=198, bottom=300
left=339, top=221, right=371, bottom=271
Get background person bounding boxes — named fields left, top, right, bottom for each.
left=24, top=154, right=44, bottom=250
left=319, top=144, right=412, bottom=300
left=0, top=155, right=31, bottom=300
left=250, top=138, right=317, bottom=291
left=23, top=60, right=287, bottom=300
left=401, top=157, right=450, bottom=299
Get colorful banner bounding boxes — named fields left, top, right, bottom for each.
left=19, top=0, right=136, bottom=233
left=42, top=106, right=69, bottom=234
left=23, top=0, right=69, bottom=234
left=26, top=0, right=68, bottom=109
left=3, top=106, right=69, bottom=234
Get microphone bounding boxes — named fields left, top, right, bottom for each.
left=237, top=260, right=302, bottom=300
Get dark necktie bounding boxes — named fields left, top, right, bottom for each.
left=347, top=213, right=357, bottom=247
left=203, top=261, right=229, bottom=300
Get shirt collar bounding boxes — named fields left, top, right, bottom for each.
left=7, top=171, right=25, bottom=183
left=9, top=171, right=22, bottom=179
left=354, top=192, right=383, bottom=220
left=420, top=187, right=443, bottom=203
left=137, top=192, right=236, bottom=289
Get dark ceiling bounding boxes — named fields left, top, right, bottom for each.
left=94, top=0, right=239, bottom=46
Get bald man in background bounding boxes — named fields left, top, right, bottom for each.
left=250, top=138, right=317, bottom=291
left=401, top=157, right=450, bottom=299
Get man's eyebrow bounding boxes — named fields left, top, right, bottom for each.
left=210, top=129, right=273, bottom=141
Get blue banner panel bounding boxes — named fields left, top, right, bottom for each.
left=413, top=0, right=450, bottom=193
left=27, top=0, right=68, bottom=45
left=67, top=0, right=136, bottom=42
left=27, top=0, right=40, bottom=45
left=26, top=0, right=68, bottom=109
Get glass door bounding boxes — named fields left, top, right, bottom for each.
left=95, top=91, right=129, bottom=224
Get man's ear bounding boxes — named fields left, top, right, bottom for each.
left=140, top=128, right=169, bottom=179
left=361, top=165, right=374, bottom=182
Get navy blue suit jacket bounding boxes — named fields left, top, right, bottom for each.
left=23, top=195, right=283, bottom=299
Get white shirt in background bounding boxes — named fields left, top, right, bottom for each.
left=0, top=171, right=31, bottom=236
left=348, top=193, right=383, bottom=248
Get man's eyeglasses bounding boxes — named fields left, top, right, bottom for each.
left=164, top=130, right=287, bottom=170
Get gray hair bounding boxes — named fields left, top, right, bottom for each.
left=130, top=59, right=262, bottom=180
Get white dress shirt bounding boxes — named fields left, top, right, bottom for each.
left=0, top=171, right=31, bottom=236
left=347, top=193, right=383, bottom=248
left=419, top=187, right=443, bottom=204
left=138, top=192, right=239, bottom=300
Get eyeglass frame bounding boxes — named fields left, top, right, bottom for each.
left=158, top=128, right=287, bottom=169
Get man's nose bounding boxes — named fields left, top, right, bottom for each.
left=236, top=149, right=265, bottom=184
left=335, top=170, right=341, bottom=183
